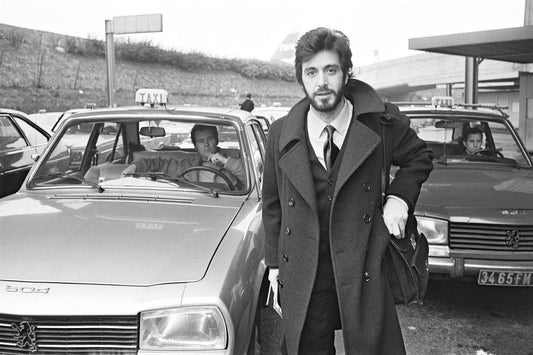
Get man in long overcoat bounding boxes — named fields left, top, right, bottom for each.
left=262, top=27, right=433, bottom=354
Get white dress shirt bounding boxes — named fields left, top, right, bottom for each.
left=306, top=99, right=353, bottom=170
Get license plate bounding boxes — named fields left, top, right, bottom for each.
left=478, top=270, right=533, bottom=286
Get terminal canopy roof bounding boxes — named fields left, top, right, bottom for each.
left=409, top=26, right=533, bottom=64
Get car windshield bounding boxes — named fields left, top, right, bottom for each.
left=410, top=116, right=531, bottom=168
left=30, top=117, right=248, bottom=194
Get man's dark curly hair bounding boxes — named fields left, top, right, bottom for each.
left=462, top=126, right=483, bottom=141
left=294, top=27, right=353, bottom=86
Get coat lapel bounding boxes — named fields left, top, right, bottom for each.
left=278, top=99, right=318, bottom=211
left=335, top=119, right=380, bottom=195
left=334, top=79, right=385, bottom=194
left=277, top=79, right=386, bottom=209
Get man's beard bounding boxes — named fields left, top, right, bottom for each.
left=305, top=85, right=345, bottom=113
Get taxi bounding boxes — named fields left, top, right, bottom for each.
left=0, top=89, right=268, bottom=354
left=398, top=97, right=533, bottom=287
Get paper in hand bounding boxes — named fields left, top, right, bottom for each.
left=266, top=280, right=282, bottom=317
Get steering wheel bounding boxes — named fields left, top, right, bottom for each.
left=178, top=166, right=235, bottom=191
left=474, top=149, right=504, bottom=158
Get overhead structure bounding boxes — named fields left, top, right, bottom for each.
left=409, top=26, right=533, bottom=64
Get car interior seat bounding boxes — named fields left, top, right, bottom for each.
left=84, top=164, right=136, bottom=184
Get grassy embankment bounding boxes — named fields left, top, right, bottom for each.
left=0, top=23, right=302, bottom=114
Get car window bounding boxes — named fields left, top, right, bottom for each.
left=411, top=116, right=530, bottom=167
left=0, top=115, right=27, bottom=152
left=13, top=116, right=48, bottom=146
left=93, top=122, right=124, bottom=165
left=246, top=122, right=265, bottom=188
left=31, top=118, right=249, bottom=194
left=487, top=121, right=528, bottom=165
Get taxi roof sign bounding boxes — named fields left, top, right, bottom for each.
left=431, top=96, right=454, bottom=107
left=135, top=89, right=168, bottom=106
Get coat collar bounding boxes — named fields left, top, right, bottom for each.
left=278, top=79, right=385, bottom=210
left=279, top=79, right=384, bottom=151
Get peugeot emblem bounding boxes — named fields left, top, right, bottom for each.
left=12, top=321, right=37, bottom=352
left=505, top=230, right=520, bottom=249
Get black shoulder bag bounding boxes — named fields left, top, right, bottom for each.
left=379, top=107, right=429, bottom=305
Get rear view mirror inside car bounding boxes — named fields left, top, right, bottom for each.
left=140, top=126, right=166, bottom=137
left=435, top=120, right=460, bottom=129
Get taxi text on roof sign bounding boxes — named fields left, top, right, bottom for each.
left=135, top=88, right=168, bottom=106
left=431, top=96, right=454, bottom=107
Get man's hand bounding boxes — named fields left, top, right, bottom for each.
left=268, top=268, right=279, bottom=284
left=266, top=268, right=282, bottom=316
left=208, top=153, right=228, bottom=166
left=383, top=197, right=408, bottom=239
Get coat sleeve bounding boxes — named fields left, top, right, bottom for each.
left=262, top=120, right=283, bottom=268
left=386, top=113, right=434, bottom=212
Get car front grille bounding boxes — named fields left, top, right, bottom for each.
left=449, top=222, right=533, bottom=252
left=0, top=313, right=138, bottom=354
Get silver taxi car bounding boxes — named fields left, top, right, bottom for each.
left=398, top=97, right=533, bottom=287
left=0, top=89, right=268, bottom=354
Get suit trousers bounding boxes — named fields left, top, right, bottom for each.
left=297, top=257, right=341, bottom=355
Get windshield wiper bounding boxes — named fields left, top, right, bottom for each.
left=123, top=171, right=220, bottom=198
left=434, top=156, right=447, bottom=166
left=45, top=172, right=105, bottom=192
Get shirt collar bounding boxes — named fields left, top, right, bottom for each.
left=307, top=98, right=353, bottom=141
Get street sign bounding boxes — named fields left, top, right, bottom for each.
left=113, top=14, right=162, bottom=35
left=105, top=14, right=163, bottom=107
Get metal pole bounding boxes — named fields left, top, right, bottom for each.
left=105, top=20, right=116, bottom=107
left=464, top=57, right=478, bottom=104
left=446, top=83, right=453, bottom=97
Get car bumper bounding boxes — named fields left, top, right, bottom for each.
left=429, top=256, right=533, bottom=278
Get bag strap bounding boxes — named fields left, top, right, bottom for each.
left=379, top=105, right=396, bottom=209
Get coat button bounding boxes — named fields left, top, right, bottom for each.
left=283, top=254, right=289, bottom=262
left=363, top=183, right=371, bottom=192
left=285, top=227, right=291, bottom=235
left=288, top=198, right=295, bottom=207
left=327, top=195, right=333, bottom=201
left=328, top=179, right=334, bottom=185
left=363, top=272, right=371, bottom=282
left=363, top=214, right=372, bottom=223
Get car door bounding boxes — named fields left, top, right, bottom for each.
left=0, top=113, right=49, bottom=197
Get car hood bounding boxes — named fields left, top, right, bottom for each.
left=0, top=193, right=242, bottom=286
left=416, top=165, right=533, bottom=216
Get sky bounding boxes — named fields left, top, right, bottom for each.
left=0, top=0, right=527, bottom=66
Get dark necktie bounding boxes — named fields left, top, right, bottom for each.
left=323, top=125, right=339, bottom=171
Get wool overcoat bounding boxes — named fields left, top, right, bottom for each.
left=262, top=79, right=433, bottom=354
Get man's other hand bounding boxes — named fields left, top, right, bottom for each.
left=383, top=197, right=408, bottom=239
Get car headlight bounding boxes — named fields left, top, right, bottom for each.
left=416, top=216, right=448, bottom=245
left=140, top=307, right=227, bottom=351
